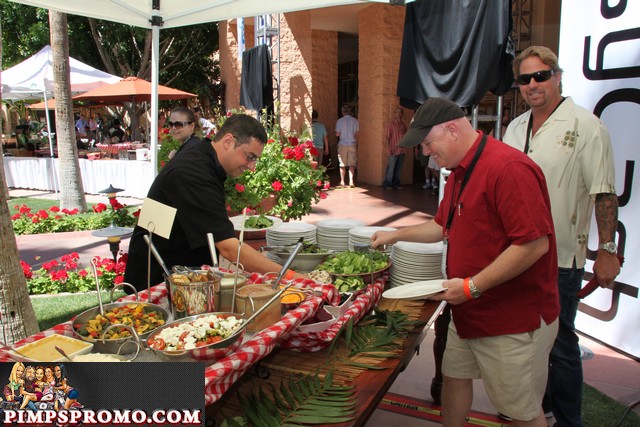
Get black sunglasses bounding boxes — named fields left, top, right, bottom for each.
left=516, top=69, right=555, bottom=85
left=167, top=121, right=193, bottom=129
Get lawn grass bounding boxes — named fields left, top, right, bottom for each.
left=583, top=383, right=640, bottom=427
left=31, top=290, right=126, bottom=331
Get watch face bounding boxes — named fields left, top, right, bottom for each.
left=602, top=242, right=617, bottom=253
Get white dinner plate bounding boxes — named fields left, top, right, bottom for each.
left=382, top=279, right=446, bottom=300
left=230, top=215, right=283, bottom=232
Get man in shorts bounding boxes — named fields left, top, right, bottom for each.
left=372, top=97, right=559, bottom=426
left=335, top=104, right=359, bottom=187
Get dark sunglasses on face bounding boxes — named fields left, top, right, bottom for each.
left=516, top=69, right=555, bottom=85
left=167, top=121, right=193, bottom=129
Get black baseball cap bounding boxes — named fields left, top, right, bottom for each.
left=398, top=98, right=466, bottom=148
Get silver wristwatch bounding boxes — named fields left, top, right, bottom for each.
left=468, top=277, right=482, bottom=298
left=599, top=242, right=617, bottom=254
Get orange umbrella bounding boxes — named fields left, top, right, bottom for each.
left=28, top=99, right=121, bottom=109
left=73, top=76, right=196, bottom=103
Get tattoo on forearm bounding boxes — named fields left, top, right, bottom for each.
left=595, top=193, right=619, bottom=242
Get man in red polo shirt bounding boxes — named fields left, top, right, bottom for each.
left=372, top=97, right=559, bottom=426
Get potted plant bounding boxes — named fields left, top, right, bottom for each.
left=224, top=114, right=330, bottom=222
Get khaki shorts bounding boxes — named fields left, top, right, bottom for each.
left=338, top=145, right=357, bottom=167
left=442, top=316, right=558, bottom=421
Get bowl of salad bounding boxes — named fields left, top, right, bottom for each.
left=144, top=312, right=246, bottom=363
left=316, top=250, right=391, bottom=293
left=274, top=243, right=333, bottom=272
left=230, top=214, right=283, bottom=239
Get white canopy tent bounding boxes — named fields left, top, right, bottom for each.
left=9, top=0, right=399, bottom=179
left=2, top=45, right=121, bottom=195
left=2, top=45, right=121, bottom=100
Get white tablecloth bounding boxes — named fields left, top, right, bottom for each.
left=3, top=157, right=153, bottom=198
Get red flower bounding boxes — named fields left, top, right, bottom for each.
left=283, top=147, right=295, bottom=160
left=55, top=215, right=62, bottom=220
left=32, top=217, right=40, bottom=224
left=235, top=183, right=245, bottom=193
left=319, top=191, right=328, bottom=200
left=288, top=136, right=299, bottom=146
left=294, top=150, right=305, bottom=161
left=68, top=208, right=79, bottom=215
left=78, top=270, right=88, bottom=277
left=66, top=261, right=78, bottom=270
left=109, top=198, right=119, bottom=207
left=19, top=205, right=31, bottom=214
left=20, top=261, right=33, bottom=279
left=61, top=208, right=70, bottom=214
left=118, top=253, right=128, bottom=264
left=92, top=203, right=107, bottom=213
left=133, top=209, right=141, bottom=218
left=11, top=214, right=20, bottom=221
left=316, top=180, right=323, bottom=187
left=114, top=275, right=124, bottom=284
left=323, top=181, right=331, bottom=190
left=49, top=206, right=60, bottom=212
left=162, top=128, right=170, bottom=134
left=271, top=181, right=283, bottom=192
left=70, top=252, right=79, bottom=259
left=161, top=161, right=166, bottom=167
left=267, top=138, right=275, bottom=144
left=13, top=205, right=19, bottom=210
left=309, top=147, right=319, bottom=157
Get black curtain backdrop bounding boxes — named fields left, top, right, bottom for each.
left=240, top=44, right=274, bottom=114
left=397, top=0, right=514, bottom=109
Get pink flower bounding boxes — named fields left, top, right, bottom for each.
left=49, top=206, right=60, bottom=212
left=323, top=181, right=331, bottom=190
left=66, top=261, right=78, bottom=270
left=235, top=183, right=245, bottom=193
left=271, top=181, right=283, bottom=192
left=319, top=191, right=328, bottom=200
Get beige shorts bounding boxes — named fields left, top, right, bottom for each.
left=442, top=316, right=558, bottom=421
left=338, top=145, right=357, bottom=167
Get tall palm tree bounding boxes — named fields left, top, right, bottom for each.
left=49, top=10, right=87, bottom=212
left=0, top=9, right=40, bottom=344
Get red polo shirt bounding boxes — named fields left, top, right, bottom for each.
left=434, top=132, right=559, bottom=339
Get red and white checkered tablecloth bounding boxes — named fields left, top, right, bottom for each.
left=0, top=274, right=385, bottom=405
left=95, top=143, right=134, bottom=155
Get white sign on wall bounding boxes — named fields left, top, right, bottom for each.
left=559, top=0, right=640, bottom=358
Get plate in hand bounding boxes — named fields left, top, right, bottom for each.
left=382, top=279, right=446, bottom=300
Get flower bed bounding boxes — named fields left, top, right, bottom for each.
left=21, top=252, right=127, bottom=295
left=10, top=198, right=139, bottom=236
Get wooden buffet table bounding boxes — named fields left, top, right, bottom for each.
left=206, top=298, right=441, bottom=426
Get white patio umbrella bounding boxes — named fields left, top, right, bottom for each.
left=9, top=0, right=397, bottom=179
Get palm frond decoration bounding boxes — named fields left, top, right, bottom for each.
left=222, top=370, right=356, bottom=426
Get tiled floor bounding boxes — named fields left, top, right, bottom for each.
left=10, top=182, right=640, bottom=425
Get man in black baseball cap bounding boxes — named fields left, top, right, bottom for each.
left=372, top=97, right=559, bottom=425
left=398, top=97, right=466, bottom=149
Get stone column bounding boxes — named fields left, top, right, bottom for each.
left=357, top=4, right=409, bottom=186
left=278, top=12, right=313, bottom=133
left=312, top=30, right=338, bottom=167
left=219, top=20, right=254, bottom=111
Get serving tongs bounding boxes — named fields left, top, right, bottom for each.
left=270, top=239, right=304, bottom=290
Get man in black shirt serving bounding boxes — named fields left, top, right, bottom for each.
left=124, top=114, right=303, bottom=290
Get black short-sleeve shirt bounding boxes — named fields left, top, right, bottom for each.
left=124, top=141, right=235, bottom=290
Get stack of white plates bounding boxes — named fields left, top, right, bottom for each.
left=390, top=241, right=444, bottom=288
left=265, top=222, right=317, bottom=263
left=348, top=226, right=397, bottom=251
left=316, top=218, right=366, bottom=252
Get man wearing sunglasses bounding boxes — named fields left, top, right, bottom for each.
left=124, top=114, right=305, bottom=291
left=504, top=46, right=619, bottom=427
